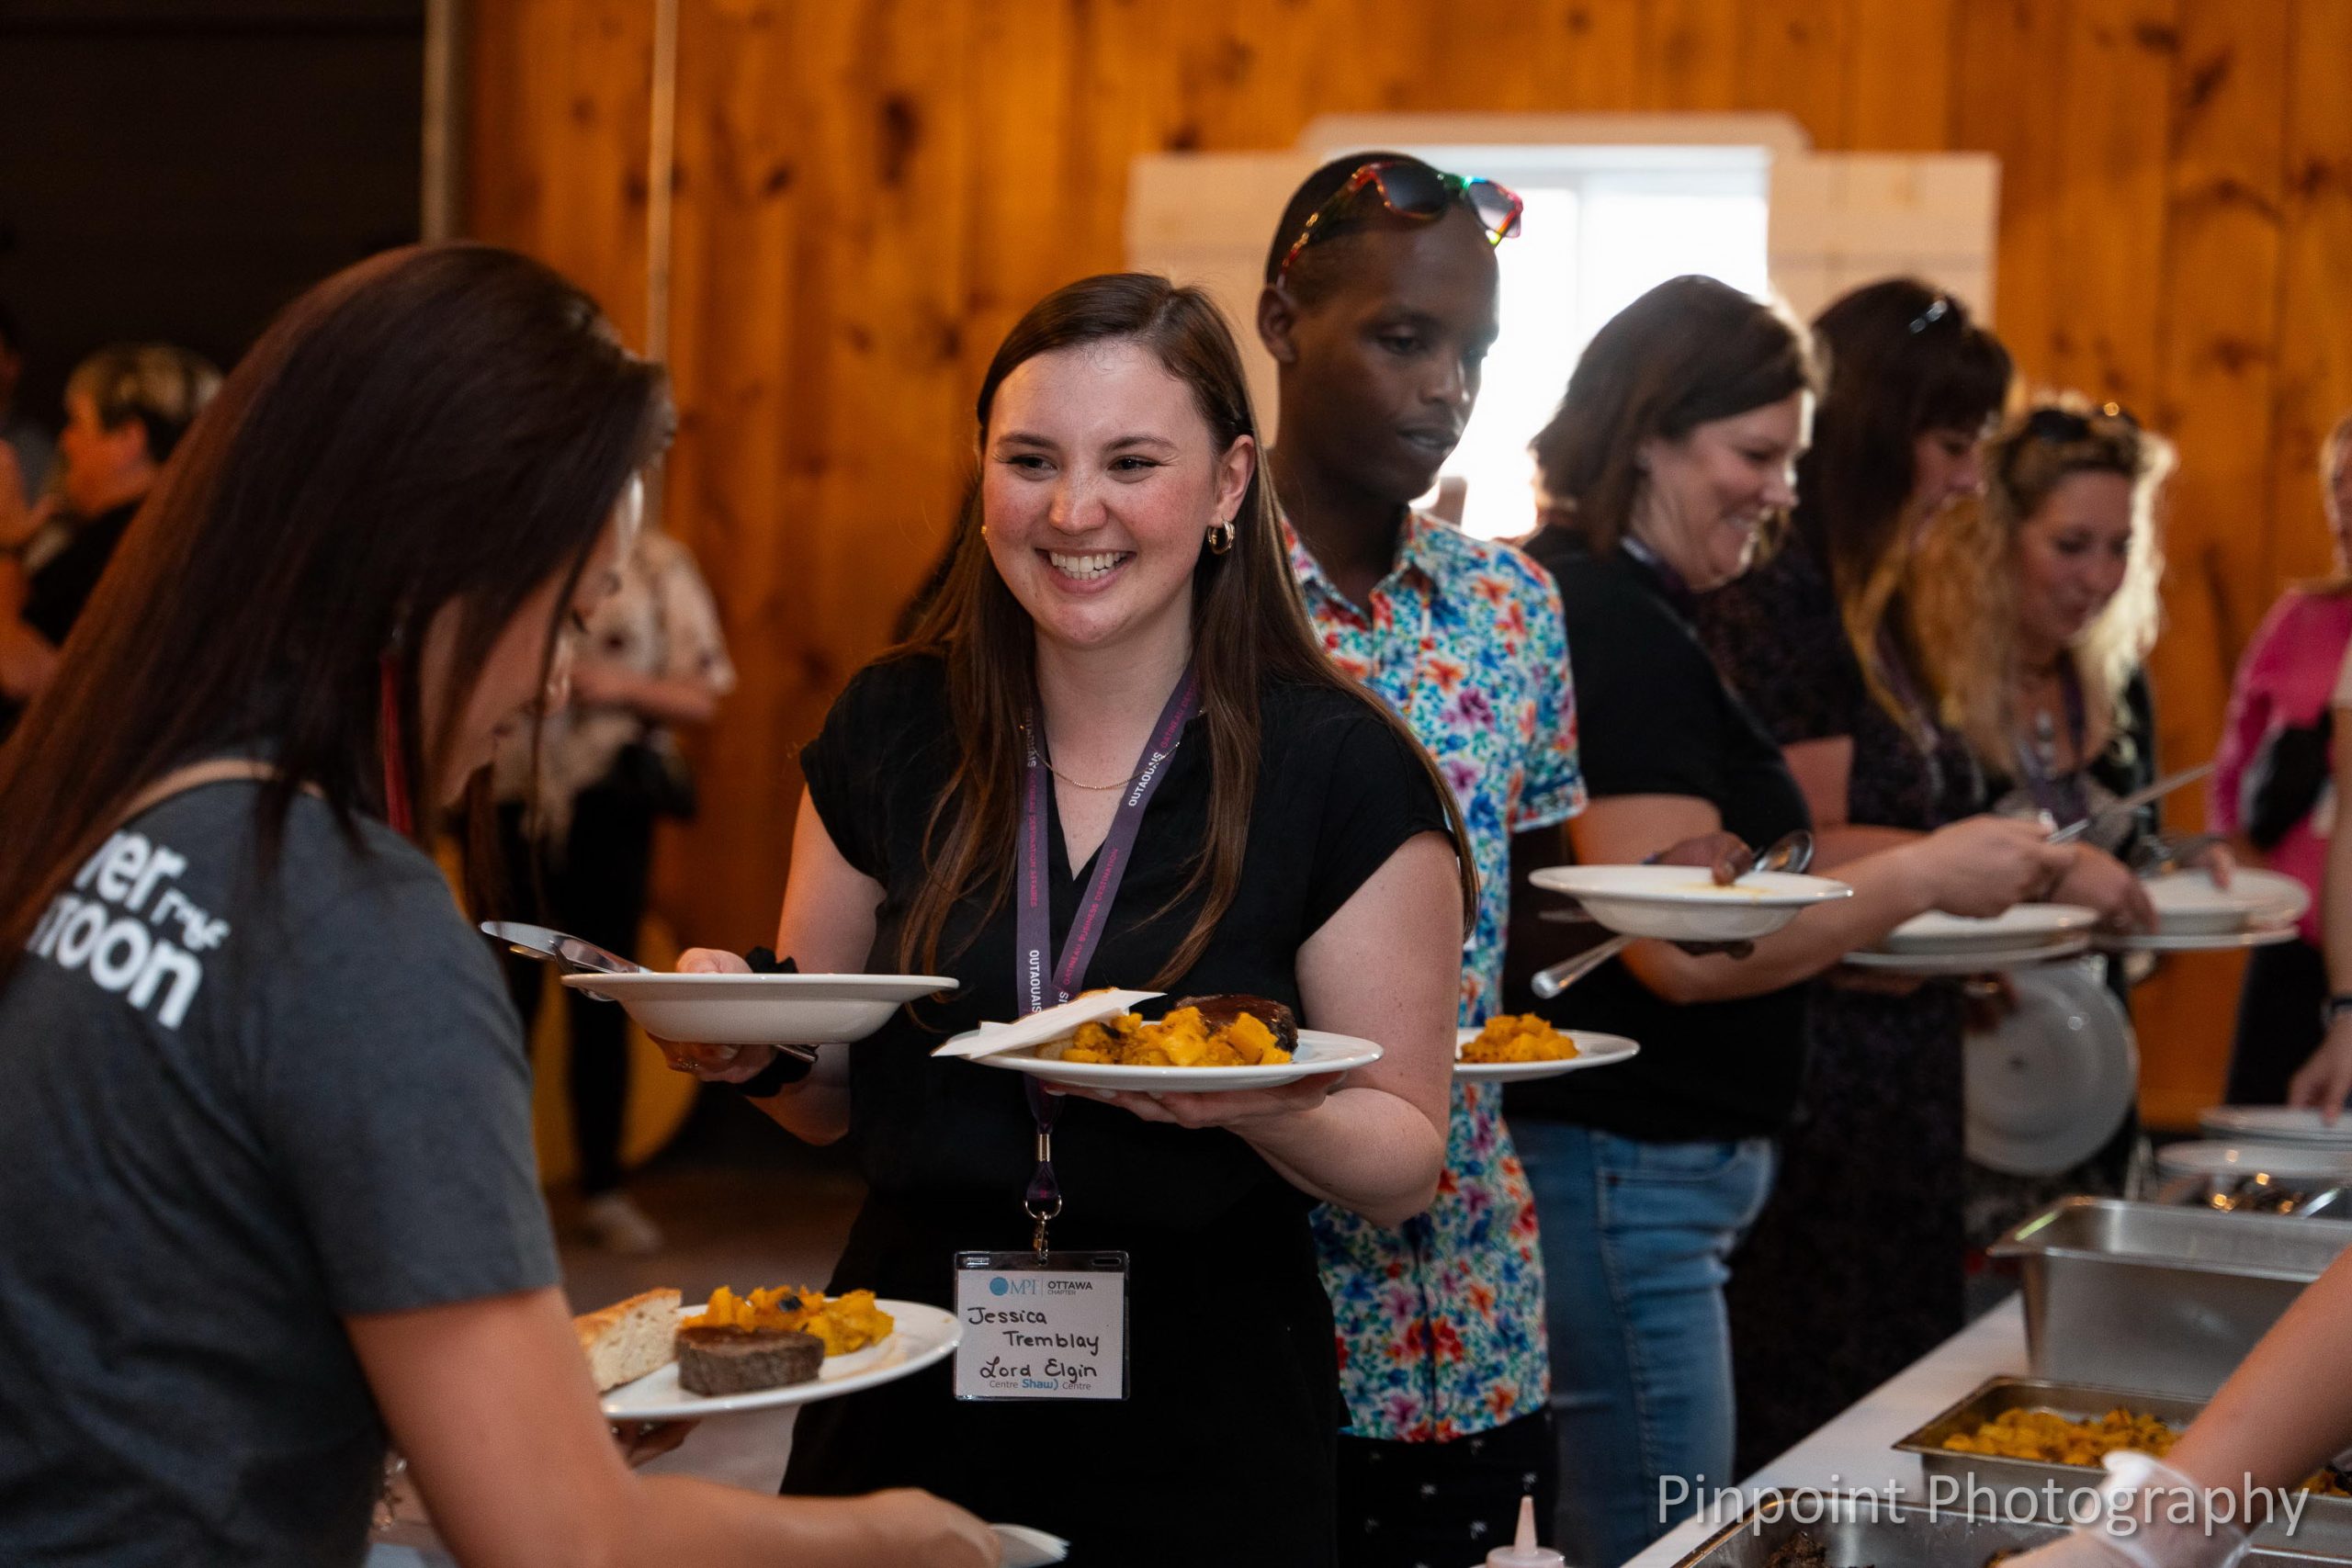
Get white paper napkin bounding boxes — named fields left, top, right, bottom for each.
left=930, top=989, right=1160, bottom=1061
left=992, top=1522, right=1070, bottom=1566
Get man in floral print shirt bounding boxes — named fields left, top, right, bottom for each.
left=1258, top=153, right=1584, bottom=1565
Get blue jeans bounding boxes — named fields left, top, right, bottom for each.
left=1514, top=1121, right=1776, bottom=1568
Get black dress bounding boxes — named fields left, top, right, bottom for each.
left=782, top=654, right=1450, bottom=1566
left=1696, top=541, right=1985, bottom=1474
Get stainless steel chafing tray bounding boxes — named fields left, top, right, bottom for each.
left=1664, top=1492, right=2064, bottom=1568
left=1665, top=1491, right=2346, bottom=1568
left=1893, top=1376, right=2352, bottom=1559
left=1988, top=1198, right=2352, bottom=1398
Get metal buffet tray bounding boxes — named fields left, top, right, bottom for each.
left=1668, top=1491, right=2347, bottom=1568
left=1666, top=1492, right=2064, bottom=1568
left=1894, top=1377, right=2352, bottom=1558
left=1989, top=1198, right=2352, bottom=1397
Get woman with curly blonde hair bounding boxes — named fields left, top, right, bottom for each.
left=1915, top=399, right=2175, bottom=803
left=1915, top=397, right=2218, bottom=1248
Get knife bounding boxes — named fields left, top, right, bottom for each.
left=2046, top=763, right=2212, bottom=846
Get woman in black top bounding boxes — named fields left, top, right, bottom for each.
left=1501, top=276, right=2074, bottom=1568
left=676, top=275, right=1471, bottom=1564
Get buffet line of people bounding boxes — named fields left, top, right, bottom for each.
left=3, top=152, right=2349, bottom=1568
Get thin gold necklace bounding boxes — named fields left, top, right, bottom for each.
left=1023, top=724, right=1139, bottom=792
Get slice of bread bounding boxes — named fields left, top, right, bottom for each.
left=574, top=1288, right=681, bottom=1393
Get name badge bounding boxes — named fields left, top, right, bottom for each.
left=952, top=1250, right=1129, bottom=1401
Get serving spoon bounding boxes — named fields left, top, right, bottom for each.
left=1528, top=830, right=1814, bottom=1000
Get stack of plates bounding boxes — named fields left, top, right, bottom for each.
left=2101, top=869, right=2308, bottom=953
left=1849, top=905, right=2100, bottom=976
left=2199, top=1106, right=2352, bottom=1147
left=2156, top=1138, right=2352, bottom=1182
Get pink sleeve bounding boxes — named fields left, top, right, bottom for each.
left=2211, top=593, right=2302, bottom=832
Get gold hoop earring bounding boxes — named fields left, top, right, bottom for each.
left=1207, top=519, right=1236, bottom=555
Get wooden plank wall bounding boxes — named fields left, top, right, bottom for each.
left=466, top=0, right=2352, bottom=1128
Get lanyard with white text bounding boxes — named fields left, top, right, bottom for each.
left=1011, top=664, right=1201, bottom=1254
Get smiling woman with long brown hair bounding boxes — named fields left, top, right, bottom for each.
left=0, top=243, right=992, bottom=1568
left=673, top=271, right=1474, bottom=1562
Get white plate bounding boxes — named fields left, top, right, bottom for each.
left=950, top=1026, right=1382, bottom=1091
left=1843, top=936, right=2092, bottom=976
left=2144, top=868, right=2312, bottom=935
left=1526, top=864, right=1852, bottom=941
left=1965, top=959, right=2138, bottom=1176
left=2155, top=1140, right=2352, bottom=1181
left=1453, top=1024, right=1640, bottom=1082
left=599, top=1301, right=959, bottom=1420
left=2199, top=1106, right=2352, bottom=1146
left=562, top=972, right=956, bottom=1044
left=2096, top=922, right=2301, bottom=953
left=1880, top=905, right=2101, bottom=954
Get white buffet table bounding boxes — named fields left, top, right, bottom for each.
left=1623, top=1298, right=2030, bottom=1568
left=368, top=1298, right=2031, bottom=1568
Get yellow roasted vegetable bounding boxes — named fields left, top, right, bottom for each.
left=1460, top=1014, right=1579, bottom=1064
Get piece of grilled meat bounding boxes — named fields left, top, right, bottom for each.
left=1170, top=993, right=1299, bottom=1053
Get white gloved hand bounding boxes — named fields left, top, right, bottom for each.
left=2001, top=1452, right=2252, bottom=1568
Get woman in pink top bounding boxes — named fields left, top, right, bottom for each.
left=2211, top=412, right=2352, bottom=1103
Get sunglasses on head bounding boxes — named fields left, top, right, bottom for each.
left=2021, top=402, right=2140, bottom=443
left=1275, top=159, right=1524, bottom=287
left=1908, top=296, right=1956, bottom=334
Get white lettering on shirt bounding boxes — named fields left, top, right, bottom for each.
left=28, top=833, right=223, bottom=1032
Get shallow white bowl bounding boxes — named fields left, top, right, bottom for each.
left=2144, top=867, right=2311, bottom=935
left=563, top=972, right=956, bottom=1044
left=1880, top=904, right=2101, bottom=954
left=1526, top=863, right=1852, bottom=941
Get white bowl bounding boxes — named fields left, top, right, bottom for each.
left=1881, top=905, right=2101, bottom=954
left=2144, top=868, right=2311, bottom=936
left=563, top=972, right=956, bottom=1044
left=1526, top=863, right=1852, bottom=942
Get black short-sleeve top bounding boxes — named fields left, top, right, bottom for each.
left=798, top=652, right=1453, bottom=1230
left=1506, top=534, right=1814, bottom=1141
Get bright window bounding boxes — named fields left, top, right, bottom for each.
left=1405, top=146, right=1771, bottom=541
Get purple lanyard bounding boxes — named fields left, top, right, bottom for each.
left=1010, top=662, right=1201, bottom=1250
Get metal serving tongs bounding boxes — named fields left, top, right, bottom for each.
left=2046, top=762, right=2212, bottom=846
left=1529, top=830, right=1815, bottom=1000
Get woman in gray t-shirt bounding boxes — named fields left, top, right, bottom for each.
left=0, top=245, right=994, bottom=1568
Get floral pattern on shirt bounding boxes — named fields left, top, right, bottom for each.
left=1291, top=512, right=1585, bottom=1442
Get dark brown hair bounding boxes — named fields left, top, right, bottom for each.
left=0, top=243, right=670, bottom=974
left=1529, top=275, right=1817, bottom=551
left=1794, top=277, right=2011, bottom=716
left=892, top=272, right=1475, bottom=985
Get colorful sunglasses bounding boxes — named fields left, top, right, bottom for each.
left=1274, top=159, right=1524, bottom=286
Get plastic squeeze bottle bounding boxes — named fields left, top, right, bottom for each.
left=1484, top=1496, right=1567, bottom=1568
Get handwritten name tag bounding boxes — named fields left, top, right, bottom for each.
left=952, top=1250, right=1129, bottom=1402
